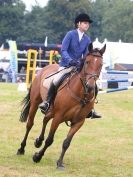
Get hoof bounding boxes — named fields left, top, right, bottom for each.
left=33, top=152, right=42, bottom=163
left=56, top=161, right=65, bottom=170
left=57, top=166, right=65, bottom=170
left=17, top=148, right=25, bottom=155
left=34, top=138, right=43, bottom=148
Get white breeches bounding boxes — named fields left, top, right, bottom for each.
left=53, top=66, right=74, bottom=85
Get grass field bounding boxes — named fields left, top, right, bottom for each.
left=0, top=83, right=133, bottom=177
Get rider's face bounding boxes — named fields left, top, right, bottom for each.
left=78, top=21, right=90, bottom=32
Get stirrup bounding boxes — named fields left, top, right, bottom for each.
left=39, top=102, right=50, bottom=114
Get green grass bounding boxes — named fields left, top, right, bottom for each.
left=0, top=83, right=133, bottom=177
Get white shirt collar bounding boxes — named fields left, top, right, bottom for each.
left=77, top=29, right=84, bottom=41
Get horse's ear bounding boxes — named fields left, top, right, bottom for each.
left=88, top=43, right=93, bottom=52
left=99, top=44, right=106, bottom=56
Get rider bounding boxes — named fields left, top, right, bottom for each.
left=39, top=13, right=101, bottom=119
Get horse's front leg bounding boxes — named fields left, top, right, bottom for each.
left=57, top=119, right=85, bottom=170
left=33, top=115, right=61, bottom=163
left=34, top=115, right=52, bottom=148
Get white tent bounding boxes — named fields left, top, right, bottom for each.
left=93, top=38, right=133, bottom=69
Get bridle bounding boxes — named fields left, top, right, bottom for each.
left=82, top=51, right=103, bottom=77
left=67, top=51, right=103, bottom=107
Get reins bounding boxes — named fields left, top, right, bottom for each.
left=52, top=50, right=103, bottom=107
left=45, top=67, right=70, bottom=79
left=66, top=51, right=103, bottom=106
left=66, top=72, right=96, bottom=107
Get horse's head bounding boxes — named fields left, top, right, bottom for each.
left=81, top=43, right=106, bottom=92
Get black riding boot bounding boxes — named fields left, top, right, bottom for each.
left=86, top=84, right=102, bottom=119
left=39, top=82, right=57, bottom=114
left=86, top=110, right=101, bottom=119
left=39, top=72, right=71, bottom=114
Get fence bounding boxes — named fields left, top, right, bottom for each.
left=97, top=70, right=133, bottom=90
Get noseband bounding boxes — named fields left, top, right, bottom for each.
left=83, top=52, right=103, bottom=78
left=67, top=51, right=103, bottom=107
left=79, top=52, right=103, bottom=105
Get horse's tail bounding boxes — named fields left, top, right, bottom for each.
left=19, top=86, right=31, bottom=122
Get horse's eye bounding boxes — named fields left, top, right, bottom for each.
left=86, top=61, right=89, bottom=64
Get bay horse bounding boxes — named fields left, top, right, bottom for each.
left=17, top=43, right=106, bottom=169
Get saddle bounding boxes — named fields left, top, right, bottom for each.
left=42, top=67, right=76, bottom=90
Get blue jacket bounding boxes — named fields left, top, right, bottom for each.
left=60, top=29, right=91, bottom=67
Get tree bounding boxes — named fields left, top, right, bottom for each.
left=90, top=0, right=109, bottom=41
left=20, top=6, right=48, bottom=42
left=1, top=0, right=133, bottom=44
left=44, top=0, right=92, bottom=43
left=100, top=0, right=133, bottom=42
left=0, top=0, right=16, bottom=5
left=0, top=0, right=26, bottom=43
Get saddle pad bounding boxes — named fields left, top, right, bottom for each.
left=42, top=72, right=56, bottom=89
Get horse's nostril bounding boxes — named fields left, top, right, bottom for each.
left=87, top=85, right=95, bottom=92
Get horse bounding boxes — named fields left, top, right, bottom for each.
left=17, top=43, right=106, bottom=169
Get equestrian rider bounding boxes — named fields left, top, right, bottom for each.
left=39, top=13, right=101, bottom=119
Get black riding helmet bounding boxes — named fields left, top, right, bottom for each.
left=75, top=13, right=93, bottom=26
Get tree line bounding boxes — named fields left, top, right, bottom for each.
left=0, top=0, right=133, bottom=45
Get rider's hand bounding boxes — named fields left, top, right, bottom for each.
left=69, top=60, right=77, bottom=66
left=76, top=60, right=81, bottom=67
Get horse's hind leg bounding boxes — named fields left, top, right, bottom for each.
left=17, top=103, right=38, bottom=155
left=57, top=119, right=85, bottom=169
left=33, top=116, right=60, bottom=163
left=34, top=115, right=52, bottom=148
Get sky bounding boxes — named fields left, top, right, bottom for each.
left=21, top=0, right=49, bottom=11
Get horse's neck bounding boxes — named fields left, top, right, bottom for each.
left=59, top=71, right=85, bottom=96
left=69, top=73, right=84, bottom=94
